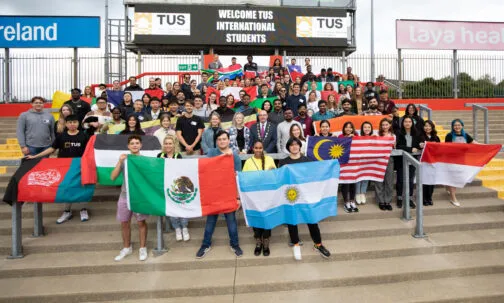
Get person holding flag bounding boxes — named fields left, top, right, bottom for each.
left=375, top=118, right=395, bottom=211
left=444, top=119, right=476, bottom=207
left=279, top=138, right=331, bottom=260
left=110, top=135, right=149, bottom=262
left=242, top=140, right=277, bottom=257
left=419, top=120, right=440, bottom=206
left=338, top=122, right=359, bottom=213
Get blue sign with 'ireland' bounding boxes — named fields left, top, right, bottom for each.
left=0, top=16, right=100, bottom=48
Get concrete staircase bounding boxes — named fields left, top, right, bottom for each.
left=0, top=114, right=503, bottom=302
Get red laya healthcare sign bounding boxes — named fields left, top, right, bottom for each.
left=396, top=20, right=504, bottom=51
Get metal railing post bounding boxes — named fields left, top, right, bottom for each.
left=152, top=216, right=167, bottom=256
left=469, top=104, right=490, bottom=144
left=4, top=48, right=11, bottom=102
left=73, top=48, right=79, bottom=89
left=401, top=152, right=411, bottom=221
left=33, top=204, right=44, bottom=237
left=9, top=202, right=23, bottom=259
left=418, top=105, right=432, bottom=121
left=397, top=48, right=403, bottom=99
left=413, top=159, right=425, bottom=238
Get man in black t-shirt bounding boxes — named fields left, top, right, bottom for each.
left=27, top=114, right=91, bottom=224
left=244, top=55, right=258, bottom=72
left=212, top=96, right=235, bottom=120
left=176, top=100, right=205, bottom=155
left=63, top=88, right=91, bottom=123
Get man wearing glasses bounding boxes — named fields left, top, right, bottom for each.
left=181, top=73, right=194, bottom=100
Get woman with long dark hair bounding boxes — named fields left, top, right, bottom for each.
left=338, top=122, right=359, bottom=213
left=120, top=114, right=145, bottom=135
left=242, top=140, right=276, bottom=257
left=375, top=118, right=395, bottom=211
left=355, top=122, right=374, bottom=205
left=395, top=116, right=421, bottom=209
left=419, top=120, right=440, bottom=206
left=400, top=103, right=424, bottom=134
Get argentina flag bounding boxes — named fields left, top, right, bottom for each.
left=237, top=160, right=339, bottom=230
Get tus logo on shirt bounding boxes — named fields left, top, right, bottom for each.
left=64, top=142, right=81, bottom=148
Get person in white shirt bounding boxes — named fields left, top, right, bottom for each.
left=277, top=108, right=302, bottom=154
left=153, top=113, right=176, bottom=146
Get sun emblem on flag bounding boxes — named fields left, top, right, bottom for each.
left=285, top=186, right=299, bottom=204
left=167, top=176, right=198, bottom=204
left=329, top=144, right=345, bottom=159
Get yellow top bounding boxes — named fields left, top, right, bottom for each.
left=242, top=156, right=276, bottom=172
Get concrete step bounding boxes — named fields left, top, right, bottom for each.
left=231, top=274, right=504, bottom=303
left=1, top=228, right=503, bottom=279
left=1, top=249, right=503, bottom=302
left=0, top=212, right=502, bottom=255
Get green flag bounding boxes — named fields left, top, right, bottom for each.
left=307, top=82, right=323, bottom=91
left=250, top=96, right=278, bottom=110
left=338, top=80, right=355, bottom=87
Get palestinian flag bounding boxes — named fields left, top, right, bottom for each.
left=106, top=119, right=161, bottom=136
left=81, top=134, right=161, bottom=185
left=202, top=65, right=243, bottom=82
left=126, top=154, right=238, bottom=217
left=3, top=158, right=95, bottom=205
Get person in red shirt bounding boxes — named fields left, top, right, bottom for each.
left=144, top=77, right=164, bottom=100
left=294, top=104, right=314, bottom=137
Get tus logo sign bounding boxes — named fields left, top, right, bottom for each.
left=296, top=16, right=347, bottom=38
left=135, top=13, right=191, bottom=36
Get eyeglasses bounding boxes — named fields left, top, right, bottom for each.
left=280, top=90, right=286, bottom=92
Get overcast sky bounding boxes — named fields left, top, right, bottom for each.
left=2, top=0, right=504, bottom=54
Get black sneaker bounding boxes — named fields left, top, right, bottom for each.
left=231, top=246, right=243, bottom=258
left=313, top=244, right=331, bottom=258
left=385, top=203, right=393, bottom=211
left=343, top=203, right=352, bottom=213
left=379, top=203, right=386, bottom=211
left=409, top=200, right=416, bottom=209
left=196, top=246, right=211, bottom=259
left=396, top=199, right=403, bottom=209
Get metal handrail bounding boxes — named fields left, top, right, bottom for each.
left=466, top=104, right=489, bottom=144
left=418, top=104, right=432, bottom=121
left=401, top=151, right=425, bottom=238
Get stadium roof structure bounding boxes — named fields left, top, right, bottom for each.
left=123, top=0, right=357, bottom=55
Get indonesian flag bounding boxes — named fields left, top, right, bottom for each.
left=420, top=142, right=501, bottom=188
left=125, top=155, right=238, bottom=217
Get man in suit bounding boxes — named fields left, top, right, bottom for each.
left=249, top=110, right=277, bottom=153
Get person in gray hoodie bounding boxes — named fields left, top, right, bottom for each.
left=17, top=96, right=55, bottom=156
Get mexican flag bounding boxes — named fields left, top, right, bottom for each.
left=125, top=154, right=238, bottom=217
left=81, top=134, right=161, bottom=185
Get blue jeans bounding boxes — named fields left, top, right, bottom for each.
left=202, top=212, right=239, bottom=248
left=170, top=217, right=188, bottom=229
left=27, top=145, right=51, bottom=156
left=355, top=180, right=369, bottom=194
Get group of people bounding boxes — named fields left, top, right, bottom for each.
left=16, top=57, right=477, bottom=262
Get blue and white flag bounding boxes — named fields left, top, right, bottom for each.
left=238, top=160, right=339, bottom=229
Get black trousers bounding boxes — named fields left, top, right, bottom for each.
left=341, top=183, right=356, bottom=202
left=288, top=224, right=321, bottom=245
left=423, top=184, right=435, bottom=202
left=395, top=158, right=415, bottom=199
left=253, top=228, right=271, bottom=239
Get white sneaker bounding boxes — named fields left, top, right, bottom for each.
left=361, top=194, right=367, bottom=204
left=355, top=194, right=362, bottom=205
left=293, top=245, right=302, bottom=261
left=80, top=209, right=89, bottom=222
left=114, top=246, right=132, bottom=261
left=450, top=200, right=461, bottom=207
left=175, top=228, right=183, bottom=241
left=182, top=228, right=190, bottom=241
left=350, top=201, right=357, bottom=209
left=56, top=211, right=73, bottom=224
left=139, top=247, right=148, bottom=261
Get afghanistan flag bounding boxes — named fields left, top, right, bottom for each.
left=3, top=158, right=95, bottom=205
left=106, top=119, right=161, bottom=136
left=81, top=134, right=161, bottom=185
left=125, top=154, right=238, bottom=217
